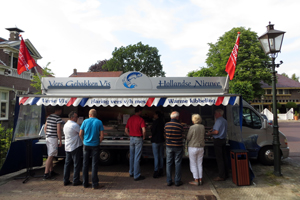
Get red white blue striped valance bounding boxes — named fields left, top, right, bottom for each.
left=19, top=96, right=239, bottom=107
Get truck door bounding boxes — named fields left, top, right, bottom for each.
left=232, top=105, right=266, bottom=158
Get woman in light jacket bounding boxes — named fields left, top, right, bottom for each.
left=186, top=114, right=205, bottom=186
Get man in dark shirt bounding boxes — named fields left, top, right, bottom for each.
left=125, top=107, right=146, bottom=181
left=164, top=111, right=184, bottom=186
left=151, top=111, right=165, bottom=178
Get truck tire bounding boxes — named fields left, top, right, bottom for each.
left=99, top=149, right=115, bottom=166
left=258, top=146, right=274, bottom=166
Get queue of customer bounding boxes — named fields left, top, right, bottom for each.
left=44, top=107, right=228, bottom=189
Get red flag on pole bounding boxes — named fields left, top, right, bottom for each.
left=225, top=32, right=240, bottom=80
left=17, top=37, right=37, bottom=75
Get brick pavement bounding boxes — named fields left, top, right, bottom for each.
left=1, top=120, right=300, bottom=200
left=0, top=159, right=217, bottom=200
left=1, top=156, right=300, bottom=200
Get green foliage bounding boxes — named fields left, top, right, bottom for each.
left=291, top=73, right=299, bottom=82
left=283, top=73, right=300, bottom=82
left=31, top=62, right=55, bottom=94
left=88, top=60, right=108, bottom=72
left=281, top=73, right=289, bottom=78
left=229, top=81, right=254, bottom=101
left=0, top=124, right=13, bottom=168
left=271, top=102, right=282, bottom=109
left=187, top=67, right=215, bottom=77
left=103, top=42, right=165, bottom=77
left=190, top=27, right=272, bottom=102
left=294, top=111, right=299, bottom=117
left=285, top=102, right=297, bottom=109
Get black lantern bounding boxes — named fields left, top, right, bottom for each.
left=258, top=22, right=285, bottom=55
left=259, top=22, right=285, bottom=176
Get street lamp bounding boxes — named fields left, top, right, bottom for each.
left=261, top=95, right=265, bottom=113
left=258, top=22, right=285, bottom=176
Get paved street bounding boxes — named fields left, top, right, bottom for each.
left=0, top=121, right=300, bottom=199
left=0, top=158, right=217, bottom=200
left=279, top=121, right=300, bottom=164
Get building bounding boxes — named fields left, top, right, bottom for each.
left=69, top=69, right=123, bottom=78
left=0, top=27, right=43, bottom=128
left=251, top=74, right=300, bottom=112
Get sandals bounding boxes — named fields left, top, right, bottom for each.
left=189, top=180, right=200, bottom=186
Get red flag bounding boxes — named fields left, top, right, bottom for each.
left=17, top=37, right=37, bottom=75
left=225, top=32, right=240, bottom=80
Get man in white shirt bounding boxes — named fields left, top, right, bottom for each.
left=63, top=111, right=83, bottom=186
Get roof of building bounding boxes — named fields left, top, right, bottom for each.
left=261, top=74, right=300, bottom=88
left=69, top=71, right=123, bottom=77
left=5, top=27, right=24, bottom=32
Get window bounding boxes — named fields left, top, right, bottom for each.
left=284, top=89, right=289, bottom=94
left=266, top=89, right=272, bottom=94
left=8, top=56, right=18, bottom=69
left=0, top=91, right=9, bottom=120
left=242, top=107, right=262, bottom=129
left=278, top=89, right=283, bottom=94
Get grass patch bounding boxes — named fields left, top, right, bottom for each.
left=265, top=170, right=281, bottom=186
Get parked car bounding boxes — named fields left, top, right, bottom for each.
left=261, top=114, right=273, bottom=125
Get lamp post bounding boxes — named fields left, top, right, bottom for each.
left=261, top=95, right=265, bottom=113
left=258, top=22, right=285, bottom=176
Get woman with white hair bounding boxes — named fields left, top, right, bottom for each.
left=186, top=114, right=205, bottom=186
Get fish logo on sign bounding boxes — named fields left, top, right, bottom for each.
left=122, top=72, right=143, bottom=89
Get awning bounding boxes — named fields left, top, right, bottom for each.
left=19, top=96, right=240, bottom=107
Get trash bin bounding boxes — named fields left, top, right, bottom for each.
left=230, top=149, right=250, bottom=186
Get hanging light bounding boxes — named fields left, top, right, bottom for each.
left=258, top=22, right=285, bottom=55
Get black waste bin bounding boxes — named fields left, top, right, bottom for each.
left=230, top=149, right=250, bottom=186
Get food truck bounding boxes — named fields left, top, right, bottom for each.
left=10, top=71, right=289, bottom=168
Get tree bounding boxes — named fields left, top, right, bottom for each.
left=31, top=62, right=54, bottom=94
left=103, top=42, right=165, bottom=77
left=271, top=102, right=282, bottom=110
left=281, top=73, right=289, bottom=78
left=291, top=73, right=299, bottom=82
left=189, top=27, right=272, bottom=102
left=285, top=102, right=297, bottom=109
left=187, top=67, right=214, bottom=77
left=88, top=59, right=109, bottom=72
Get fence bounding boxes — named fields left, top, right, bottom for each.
left=261, top=108, right=294, bottom=120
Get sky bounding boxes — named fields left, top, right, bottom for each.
left=1, top=0, right=300, bottom=78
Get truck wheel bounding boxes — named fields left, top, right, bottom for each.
left=99, top=149, right=115, bottom=166
left=258, top=146, right=274, bottom=166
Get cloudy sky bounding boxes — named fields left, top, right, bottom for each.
left=1, top=0, right=299, bottom=78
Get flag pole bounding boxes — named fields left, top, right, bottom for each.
left=33, top=67, right=47, bottom=94
left=223, top=74, right=229, bottom=91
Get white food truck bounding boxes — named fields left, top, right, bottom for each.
left=13, top=71, right=289, bottom=166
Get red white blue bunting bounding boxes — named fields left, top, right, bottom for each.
left=19, top=96, right=239, bottom=107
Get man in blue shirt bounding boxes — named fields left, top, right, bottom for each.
left=207, top=109, right=228, bottom=181
left=80, top=109, right=104, bottom=189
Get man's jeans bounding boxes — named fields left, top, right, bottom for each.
left=83, top=145, right=99, bottom=187
left=129, top=137, right=143, bottom=179
left=152, top=143, right=164, bottom=171
left=64, top=146, right=82, bottom=184
left=166, top=146, right=183, bottom=184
